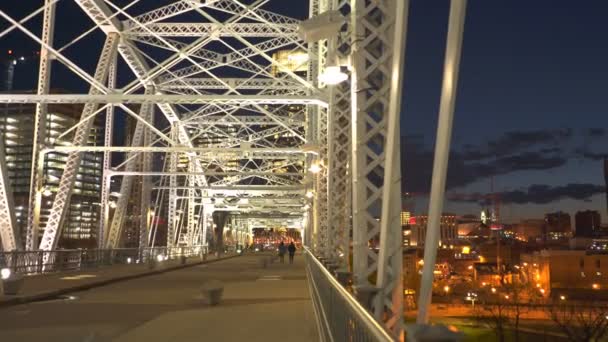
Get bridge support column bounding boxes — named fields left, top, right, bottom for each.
left=350, top=0, right=408, bottom=337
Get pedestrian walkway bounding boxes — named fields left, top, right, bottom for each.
left=0, top=254, right=231, bottom=307
left=0, top=253, right=319, bottom=342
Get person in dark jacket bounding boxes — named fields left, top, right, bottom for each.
left=288, top=242, right=296, bottom=264
left=278, top=241, right=287, bottom=263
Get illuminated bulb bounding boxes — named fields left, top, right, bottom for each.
left=593, top=283, right=600, bottom=290
left=109, top=201, right=117, bottom=209
left=305, top=191, right=314, bottom=199
left=42, top=188, right=53, bottom=197
left=1, top=268, right=11, bottom=280
left=127, top=257, right=132, bottom=264
left=318, top=66, right=348, bottom=85
left=157, top=254, right=164, bottom=262
left=491, top=287, right=497, bottom=293
left=309, top=162, right=321, bottom=173
left=560, top=295, right=566, bottom=301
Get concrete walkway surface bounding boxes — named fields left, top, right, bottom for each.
left=0, top=254, right=235, bottom=307
left=0, top=253, right=319, bottom=342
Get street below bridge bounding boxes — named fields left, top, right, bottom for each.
left=0, top=254, right=318, bottom=342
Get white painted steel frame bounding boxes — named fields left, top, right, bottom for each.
left=417, top=0, right=467, bottom=325
left=350, top=0, right=408, bottom=337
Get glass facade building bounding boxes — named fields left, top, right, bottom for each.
left=0, top=102, right=102, bottom=247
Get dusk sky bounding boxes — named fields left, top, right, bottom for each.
left=1, top=1, right=607, bottom=223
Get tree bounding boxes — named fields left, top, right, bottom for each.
left=503, top=283, right=540, bottom=342
left=474, top=287, right=510, bottom=342
left=474, top=282, right=539, bottom=342
left=547, top=300, right=608, bottom=342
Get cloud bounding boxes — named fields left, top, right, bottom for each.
left=449, top=183, right=605, bottom=205
left=461, top=128, right=572, bottom=161
left=402, top=128, right=606, bottom=197
left=402, top=136, right=567, bottom=193
left=574, top=147, right=607, bottom=161
left=587, top=128, right=606, bottom=137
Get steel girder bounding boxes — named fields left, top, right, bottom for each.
left=0, top=94, right=327, bottom=106
left=0, top=137, right=19, bottom=251
left=105, top=90, right=153, bottom=249
left=350, top=0, right=408, bottom=336
left=39, top=33, right=119, bottom=252
left=123, top=23, right=299, bottom=38
left=326, top=0, right=353, bottom=267
left=26, top=0, right=56, bottom=251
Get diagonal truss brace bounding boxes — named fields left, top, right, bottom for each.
left=39, top=33, right=119, bottom=252
left=0, top=137, right=20, bottom=251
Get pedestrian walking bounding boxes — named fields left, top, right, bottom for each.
left=278, top=241, right=287, bottom=263
left=288, top=241, right=296, bottom=264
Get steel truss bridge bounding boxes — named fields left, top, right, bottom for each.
left=0, top=0, right=467, bottom=339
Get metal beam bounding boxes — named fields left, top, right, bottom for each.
left=0, top=94, right=328, bottom=106
left=39, top=33, right=119, bottom=253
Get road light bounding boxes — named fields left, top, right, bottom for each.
left=319, top=66, right=348, bottom=85
left=443, top=285, right=450, bottom=294
left=560, top=295, right=566, bottom=301
left=491, top=287, right=497, bottom=294
left=1, top=268, right=11, bottom=280
left=593, top=283, right=600, bottom=290
left=309, top=162, right=322, bottom=174
left=305, top=191, right=314, bottom=199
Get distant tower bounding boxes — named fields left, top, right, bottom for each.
left=604, top=157, right=608, bottom=217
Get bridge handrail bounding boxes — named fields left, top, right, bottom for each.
left=303, top=246, right=394, bottom=342
left=0, top=245, right=208, bottom=275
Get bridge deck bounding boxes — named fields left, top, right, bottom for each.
left=0, top=253, right=318, bottom=342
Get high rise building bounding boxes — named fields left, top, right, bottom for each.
left=400, top=211, right=411, bottom=226
left=544, top=211, right=572, bottom=241
left=0, top=98, right=103, bottom=247
left=575, top=210, right=602, bottom=238
left=604, top=157, right=608, bottom=217
left=409, top=214, right=457, bottom=246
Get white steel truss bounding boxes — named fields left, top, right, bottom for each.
left=39, top=33, right=119, bottom=252
left=350, top=0, right=408, bottom=336
left=0, top=137, right=19, bottom=251
left=0, top=0, right=417, bottom=338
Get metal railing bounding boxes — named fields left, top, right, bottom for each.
left=0, top=245, right=208, bottom=275
left=303, top=247, right=394, bottom=342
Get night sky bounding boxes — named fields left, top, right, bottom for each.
left=0, top=1, right=606, bottom=223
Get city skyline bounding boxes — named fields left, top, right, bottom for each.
left=401, top=1, right=608, bottom=222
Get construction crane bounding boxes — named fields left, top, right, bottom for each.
left=0, top=49, right=38, bottom=91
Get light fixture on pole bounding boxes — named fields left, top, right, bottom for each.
left=299, top=10, right=348, bottom=86
left=319, top=65, right=348, bottom=85
left=309, top=161, right=322, bottom=174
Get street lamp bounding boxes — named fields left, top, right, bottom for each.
left=309, top=162, right=322, bottom=174
left=319, top=66, right=348, bottom=85
left=1, top=268, right=11, bottom=280
left=560, top=295, right=566, bottom=301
